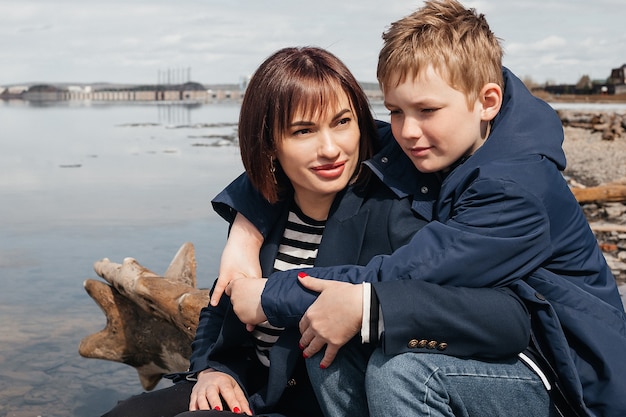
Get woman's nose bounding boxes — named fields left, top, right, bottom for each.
left=318, top=130, right=340, bottom=156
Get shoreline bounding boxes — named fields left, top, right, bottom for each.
left=536, top=91, right=626, bottom=104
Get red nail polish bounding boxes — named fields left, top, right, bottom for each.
left=233, top=406, right=241, bottom=414
left=302, top=351, right=309, bottom=359
left=320, top=363, right=327, bottom=369
left=298, top=342, right=305, bottom=350
left=213, top=406, right=221, bottom=411
left=298, top=272, right=307, bottom=279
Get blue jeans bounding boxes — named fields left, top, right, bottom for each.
left=308, top=344, right=557, bottom=417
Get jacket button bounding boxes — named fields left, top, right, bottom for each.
left=420, top=186, right=429, bottom=194
left=286, top=378, right=297, bottom=387
left=427, top=340, right=438, bottom=349
left=535, top=292, right=546, bottom=301
left=418, top=339, right=428, bottom=348
left=381, top=156, right=389, bottom=163
left=437, top=342, right=448, bottom=351
left=408, top=339, right=419, bottom=348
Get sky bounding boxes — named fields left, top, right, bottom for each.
left=1, top=0, right=625, bottom=87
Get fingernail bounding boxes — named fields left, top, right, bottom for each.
left=302, top=352, right=309, bottom=359
left=213, top=406, right=221, bottom=411
left=298, top=272, right=307, bottom=279
left=298, top=342, right=304, bottom=350
left=320, top=363, right=327, bottom=369
left=233, top=406, right=241, bottom=414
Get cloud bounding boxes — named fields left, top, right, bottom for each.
left=506, top=35, right=567, bottom=55
left=0, top=0, right=624, bottom=86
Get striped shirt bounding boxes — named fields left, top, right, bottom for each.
left=252, top=203, right=326, bottom=367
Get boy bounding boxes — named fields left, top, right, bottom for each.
left=217, top=1, right=626, bottom=416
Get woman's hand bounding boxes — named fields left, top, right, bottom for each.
left=297, top=274, right=363, bottom=369
left=211, top=213, right=264, bottom=307
left=227, top=277, right=268, bottom=330
left=189, top=368, right=251, bottom=414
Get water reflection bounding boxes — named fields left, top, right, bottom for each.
left=0, top=101, right=244, bottom=416
left=156, top=102, right=202, bottom=126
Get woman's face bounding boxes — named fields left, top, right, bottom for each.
left=276, top=90, right=361, bottom=220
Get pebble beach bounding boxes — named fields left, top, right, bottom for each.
left=559, top=111, right=626, bottom=302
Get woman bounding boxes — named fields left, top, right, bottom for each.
left=102, top=46, right=529, bottom=417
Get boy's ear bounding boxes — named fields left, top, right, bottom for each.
left=479, top=83, right=502, bottom=122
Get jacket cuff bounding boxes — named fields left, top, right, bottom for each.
left=361, top=283, right=380, bottom=345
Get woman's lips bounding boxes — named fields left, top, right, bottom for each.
left=312, top=162, right=346, bottom=179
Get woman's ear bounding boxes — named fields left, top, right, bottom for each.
left=479, top=83, right=502, bottom=122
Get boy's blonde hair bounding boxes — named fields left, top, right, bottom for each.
left=377, top=0, right=503, bottom=108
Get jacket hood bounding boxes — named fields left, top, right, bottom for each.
left=473, top=68, right=566, bottom=170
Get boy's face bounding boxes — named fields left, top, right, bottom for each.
left=384, top=65, right=487, bottom=173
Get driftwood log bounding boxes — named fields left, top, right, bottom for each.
left=79, top=242, right=210, bottom=390
left=557, top=110, right=626, bottom=141
left=569, top=179, right=626, bottom=204
left=80, top=180, right=626, bottom=390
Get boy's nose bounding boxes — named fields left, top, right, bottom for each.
left=401, top=117, right=422, bottom=140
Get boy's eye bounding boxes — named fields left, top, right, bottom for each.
left=421, top=108, right=438, bottom=113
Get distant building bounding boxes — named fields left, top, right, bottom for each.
left=127, top=81, right=211, bottom=101
left=21, top=84, right=68, bottom=101
left=608, top=64, right=626, bottom=94
left=1, top=81, right=244, bottom=102
left=541, top=63, right=626, bottom=96
left=608, top=64, right=626, bottom=85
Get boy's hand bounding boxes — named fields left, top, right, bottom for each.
left=211, top=213, right=264, bottom=307
left=227, top=277, right=268, bottom=327
left=189, top=368, right=251, bottom=414
left=297, top=274, right=363, bottom=369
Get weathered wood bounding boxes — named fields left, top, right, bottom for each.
left=571, top=180, right=626, bottom=204
left=571, top=185, right=626, bottom=203
left=79, top=242, right=208, bottom=390
left=558, top=110, right=626, bottom=141
left=588, top=223, right=626, bottom=233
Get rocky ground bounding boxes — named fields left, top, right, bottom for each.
left=558, top=110, right=626, bottom=297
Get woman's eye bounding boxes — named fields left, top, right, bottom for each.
left=293, top=128, right=311, bottom=136
left=337, top=117, right=351, bottom=125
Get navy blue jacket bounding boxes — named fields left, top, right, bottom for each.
left=194, top=155, right=531, bottom=416
left=219, top=69, right=626, bottom=417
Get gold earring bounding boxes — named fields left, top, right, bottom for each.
left=270, top=158, right=277, bottom=184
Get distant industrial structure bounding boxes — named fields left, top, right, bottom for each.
left=0, top=81, right=243, bottom=102
left=0, top=80, right=383, bottom=103
left=1, top=63, right=623, bottom=103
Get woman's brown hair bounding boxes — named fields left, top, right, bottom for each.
left=239, top=46, right=377, bottom=203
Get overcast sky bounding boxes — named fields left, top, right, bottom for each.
left=1, top=0, right=624, bottom=87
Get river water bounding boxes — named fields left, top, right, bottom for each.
left=0, top=100, right=247, bottom=416
left=1, top=99, right=625, bottom=417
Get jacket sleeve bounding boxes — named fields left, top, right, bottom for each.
left=261, top=173, right=552, bottom=322
left=187, top=287, right=231, bottom=374
left=183, top=293, right=252, bottom=390
left=372, top=281, right=530, bottom=359
left=211, top=172, right=280, bottom=239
